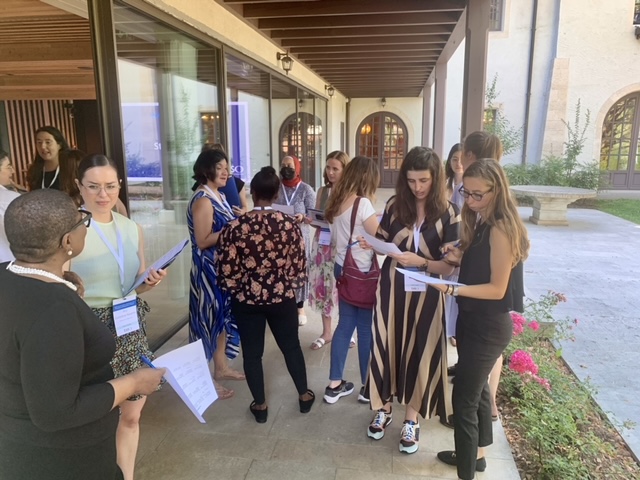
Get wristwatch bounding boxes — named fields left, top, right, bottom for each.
left=452, top=285, right=459, bottom=296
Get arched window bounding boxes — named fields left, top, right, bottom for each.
left=279, top=112, right=322, bottom=187
left=356, top=112, right=407, bottom=187
left=600, top=92, right=640, bottom=189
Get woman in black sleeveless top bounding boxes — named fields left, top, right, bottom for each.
left=434, top=159, right=530, bottom=480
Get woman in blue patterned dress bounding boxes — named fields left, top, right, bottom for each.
left=187, top=149, right=244, bottom=400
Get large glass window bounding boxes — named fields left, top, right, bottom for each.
left=114, top=3, right=221, bottom=347
left=226, top=54, right=270, bottom=184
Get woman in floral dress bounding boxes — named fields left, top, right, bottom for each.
left=308, top=151, right=350, bottom=350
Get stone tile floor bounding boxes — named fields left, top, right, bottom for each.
left=137, top=314, right=520, bottom=480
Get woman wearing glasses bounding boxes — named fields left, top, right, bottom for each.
left=0, top=189, right=164, bottom=480
left=70, top=154, right=167, bottom=480
left=435, top=159, right=529, bottom=480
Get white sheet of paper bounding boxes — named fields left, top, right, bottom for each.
left=308, top=208, right=330, bottom=229
left=396, top=268, right=465, bottom=286
left=127, top=238, right=189, bottom=295
left=362, top=232, right=402, bottom=255
left=272, top=203, right=295, bottom=215
left=152, top=339, right=218, bottom=423
left=112, top=294, right=139, bottom=336
left=404, top=274, right=427, bottom=292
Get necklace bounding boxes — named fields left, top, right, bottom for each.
left=6, top=261, right=78, bottom=291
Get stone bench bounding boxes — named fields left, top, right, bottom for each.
left=510, top=185, right=597, bottom=226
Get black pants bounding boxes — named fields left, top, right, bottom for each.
left=232, top=298, right=308, bottom=405
left=453, top=310, right=512, bottom=480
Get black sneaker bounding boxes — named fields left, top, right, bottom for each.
left=358, top=386, right=370, bottom=404
left=323, top=380, right=354, bottom=404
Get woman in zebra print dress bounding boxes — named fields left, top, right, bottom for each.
left=187, top=149, right=243, bottom=399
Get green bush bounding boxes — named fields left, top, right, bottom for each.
left=504, top=156, right=604, bottom=190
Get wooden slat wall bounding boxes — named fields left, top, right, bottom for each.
left=4, top=99, right=76, bottom=186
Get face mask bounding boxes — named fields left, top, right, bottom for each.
left=281, top=166, right=296, bottom=180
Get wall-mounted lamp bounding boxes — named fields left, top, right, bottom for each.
left=325, top=85, right=335, bottom=98
left=381, top=97, right=387, bottom=108
left=298, top=99, right=304, bottom=110
left=277, top=51, right=293, bottom=75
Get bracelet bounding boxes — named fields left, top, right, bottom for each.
left=445, top=285, right=453, bottom=295
left=419, top=259, right=429, bottom=272
left=452, top=285, right=459, bottom=296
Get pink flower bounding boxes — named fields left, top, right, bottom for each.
left=513, top=322, right=524, bottom=337
left=511, top=311, right=527, bottom=337
left=509, top=350, right=539, bottom=375
left=528, top=321, right=540, bottom=331
left=533, top=374, right=551, bottom=391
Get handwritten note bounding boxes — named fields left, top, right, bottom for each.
left=152, top=339, right=217, bottom=423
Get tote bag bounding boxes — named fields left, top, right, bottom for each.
left=335, top=197, right=380, bottom=309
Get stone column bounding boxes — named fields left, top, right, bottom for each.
left=422, top=76, right=434, bottom=147
left=461, top=0, right=491, bottom=138
left=433, top=61, right=447, bottom=157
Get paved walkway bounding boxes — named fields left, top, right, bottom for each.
left=519, top=205, right=640, bottom=461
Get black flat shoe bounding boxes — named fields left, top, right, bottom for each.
left=299, top=389, right=315, bottom=413
left=439, top=415, right=454, bottom=429
left=437, top=450, right=486, bottom=472
left=250, top=401, right=268, bottom=423
left=447, top=364, right=457, bottom=376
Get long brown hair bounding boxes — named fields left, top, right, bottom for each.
left=323, top=150, right=350, bottom=186
left=324, top=156, right=379, bottom=223
left=394, top=147, right=448, bottom=227
left=459, top=158, right=529, bottom=266
left=463, top=131, right=503, bottom=162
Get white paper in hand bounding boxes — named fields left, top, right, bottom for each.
left=152, top=339, right=217, bottom=423
left=396, top=268, right=465, bottom=286
left=362, top=232, right=402, bottom=255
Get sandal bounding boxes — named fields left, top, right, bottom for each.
left=214, top=369, right=246, bottom=381
left=310, top=337, right=331, bottom=350
left=299, top=389, right=315, bottom=413
left=214, top=382, right=234, bottom=400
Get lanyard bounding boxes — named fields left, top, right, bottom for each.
left=92, top=220, right=126, bottom=295
left=253, top=206, right=273, bottom=211
left=283, top=184, right=300, bottom=206
left=42, top=166, right=60, bottom=189
left=202, top=185, right=234, bottom=217
left=413, top=220, right=423, bottom=253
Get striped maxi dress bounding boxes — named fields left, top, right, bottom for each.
left=187, top=189, right=241, bottom=361
left=368, top=196, right=460, bottom=419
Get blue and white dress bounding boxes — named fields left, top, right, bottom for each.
left=187, top=188, right=240, bottom=361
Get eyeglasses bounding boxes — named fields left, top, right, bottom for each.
left=61, top=209, right=91, bottom=244
left=458, top=186, right=492, bottom=202
left=81, top=182, right=120, bottom=195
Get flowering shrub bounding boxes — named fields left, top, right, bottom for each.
left=500, top=292, right=626, bottom=478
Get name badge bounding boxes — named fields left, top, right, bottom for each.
left=403, top=269, right=427, bottom=292
left=113, top=294, right=140, bottom=337
left=318, top=229, right=331, bottom=246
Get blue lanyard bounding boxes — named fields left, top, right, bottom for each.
left=92, top=219, right=126, bottom=295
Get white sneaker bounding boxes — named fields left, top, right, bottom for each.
left=399, top=420, right=420, bottom=454
left=367, top=409, right=392, bottom=440
left=298, top=315, right=307, bottom=326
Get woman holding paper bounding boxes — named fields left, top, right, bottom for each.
left=308, top=150, right=350, bottom=350
left=216, top=166, right=314, bottom=423
left=322, top=156, right=380, bottom=405
left=275, top=155, right=316, bottom=325
left=0, top=189, right=165, bottom=480
left=434, top=158, right=529, bottom=479
left=70, top=154, right=167, bottom=480
left=366, top=147, right=459, bottom=454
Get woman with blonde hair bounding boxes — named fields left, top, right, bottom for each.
left=435, top=158, right=529, bottom=480
left=323, top=156, right=380, bottom=404
left=308, top=150, right=351, bottom=350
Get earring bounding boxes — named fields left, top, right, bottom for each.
left=67, top=250, right=73, bottom=256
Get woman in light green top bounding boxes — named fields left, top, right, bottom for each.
left=70, top=154, right=166, bottom=480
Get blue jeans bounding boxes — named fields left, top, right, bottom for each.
left=329, top=263, right=374, bottom=385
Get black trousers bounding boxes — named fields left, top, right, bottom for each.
left=453, top=310, right=512, bottom=480
left=232, top=298, right=308, bottom=405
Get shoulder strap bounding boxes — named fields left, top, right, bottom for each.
left=349, top=197, right=361, bottom=239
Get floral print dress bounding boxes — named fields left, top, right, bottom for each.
left=308, top=186, right=339, bottom=317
